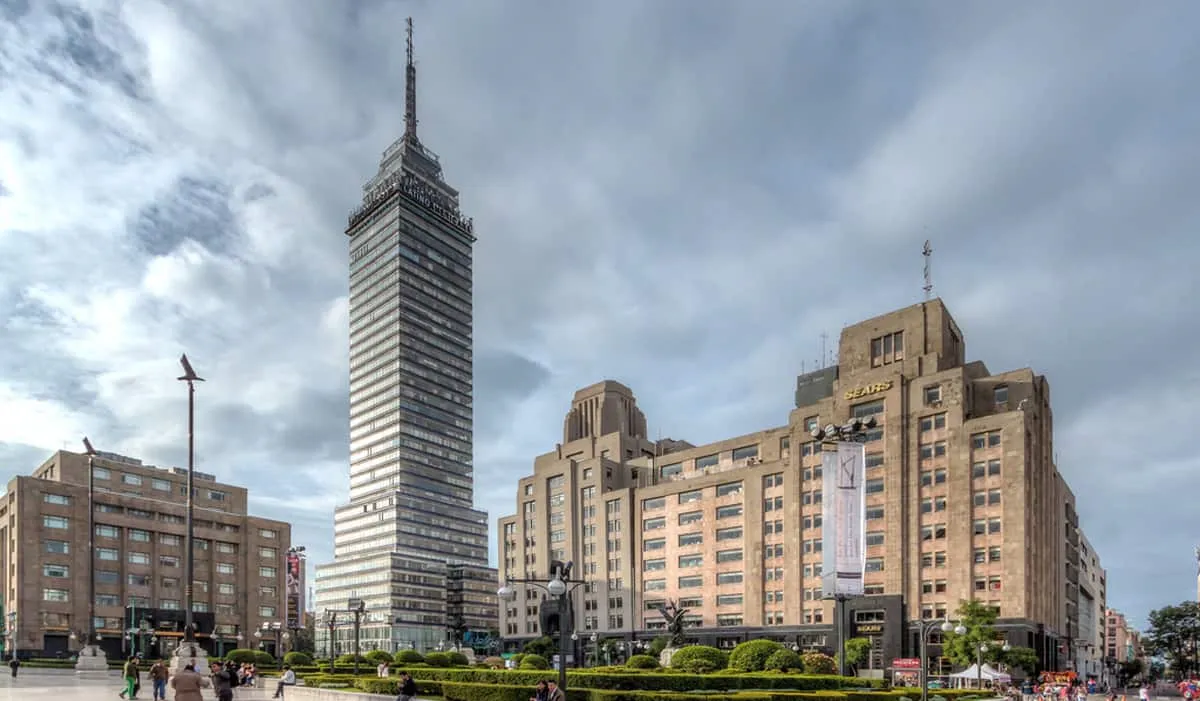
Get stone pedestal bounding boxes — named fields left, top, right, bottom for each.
left=169, top=641, right=210, bottom=675
left=75, top=644, right=109, bottom=672
left=659, top=646, right=680, bottom=668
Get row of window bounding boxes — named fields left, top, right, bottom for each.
left=44, top=539, right=278, bottom=576
left=43, top=519, right=278, bottom=548
left=645, top=572, right=745, bottom=590
left=79, top=470, right=228, bottom=502
left=41, top=589, right=279, bottom=617
left=644, top=550, right=745, bottom=571
left=643, top=504, right=743, bottom=530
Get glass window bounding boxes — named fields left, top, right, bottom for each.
left=43, top=515, right=69, bottom=529
left=695, top=454, right=719, bottom=470
left=44, top=540, right=69, bottom=554
left=678, top=575, right=704, bottom=588
left=43, top=588, right=70, bottom=602
left=259, top=566, right=277, bottom=578
left=43, top=564, right=69, bottom=578
left=643, top=538, right=665, bottom=551
left=122, top=474, right=142, bottom=486
left=716, top=481, right=743, bottom=497
left=716, top=505, right=743, bottom=519
left=716, top=572, right=743, bottom=585
left=43, top=493, right=70, bottom=505
left=716, top=527, right=742, bottom=541
left=642, top=497, right=665, bottom=511
left=678, top=490, right=703, bottom=504
left=678, top=511, right=703, bottom=526
left=643, top=517, right=666, bottom=531
left=678, top=533, right=703, bottom=547
left=716, top=549, right=743, bottom=563
left=152, top=479, right=171, bottom=491
left=731, top=445, right=759, bottom=461
left=678, top=555, right=703, bottom=568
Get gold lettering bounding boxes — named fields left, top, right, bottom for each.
left=843, top=380, right=894, bottom=401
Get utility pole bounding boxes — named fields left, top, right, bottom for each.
left=352, top=600, right=366, bottom=675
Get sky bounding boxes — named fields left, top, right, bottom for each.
left=2, top=0, right=1198, bottom=629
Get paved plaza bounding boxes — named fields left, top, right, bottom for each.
left=0, top=669, right=277, bottom=700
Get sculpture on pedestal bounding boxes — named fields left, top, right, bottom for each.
left=656, top=599, right=690, bottom=648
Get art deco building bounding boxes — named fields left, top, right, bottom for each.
left=497, top=299, right=1098, bottom=672
left=313, top=18, right=494, bottom=652
left=0, top=450, right=291, bottom=659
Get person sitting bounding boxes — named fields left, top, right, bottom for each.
left=273, top=664, right=297, bottom=698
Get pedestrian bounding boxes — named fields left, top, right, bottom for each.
left=209, top=661, right=235, bottom=701
left=545, top=679, right=565, bottom=701
left=528, top=679, right=549, bottom=701
left=169, top=664, right=207, bottom=701
left=7, top=657, right=18, bottom=678
left=398, top=672, right=418, bottom=701
left=272, top=664, right=296, bottom=698
left=120, top=656, right=140, bottom=699
left=149, top=659, right=169, bottom=701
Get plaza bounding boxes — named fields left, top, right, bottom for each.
left=0, top=669, right=279, bottom=700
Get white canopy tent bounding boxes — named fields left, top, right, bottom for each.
left=949, top=664, right=1012, bottom=687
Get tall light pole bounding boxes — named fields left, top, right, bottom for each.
left=977, top=641, right=1012, bottom=689
left=920, top=618, right=966, bottom=701
left=177, top=355, right=204, bottom=648
left=74, top=437, right=110, bottom=671
left=498, top=561, right=585, bottom=692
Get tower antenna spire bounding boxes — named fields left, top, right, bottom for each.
left=922, top=239, right=934, bottom=300
left=404, top=17, right=419, bottom=143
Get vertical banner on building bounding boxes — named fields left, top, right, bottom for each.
left=286, top=551, right=303, bottom=629
left=820, top=441, right=866, bottom=598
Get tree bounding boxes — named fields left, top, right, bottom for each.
left=840, top=638, right=871, bottom=675
left=1119, top=659, right=1145, bottom=685
left=522, top=636, right=555, bottom=658
left=291, top=616, right=316, bottom=654
left=941, top=599, right=1000, bottom=668
left=446, top=614, right=467, bottom=646
left=998, top=646, right=1040, bottom=675
left=1144, top=601, right=1200, bottom=677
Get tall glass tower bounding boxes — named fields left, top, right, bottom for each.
left=314, top=18, right=490, bottom=653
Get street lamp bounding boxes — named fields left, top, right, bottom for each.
left=498, top=562, right=586, bottom=692
left=977, top=641, right=1011, bottom=689
left=920, top=619, right=966, bottom=701
left=812, top=416, right=877, bottom=677
left=177, top=354, right=204, bottom=649
left=74, top=437, right=109, bottom=671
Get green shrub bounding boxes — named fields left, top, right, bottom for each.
left=669, top=645, right=728, bottom=674
left=509, top=653, right=526, bottom=667
left=802, top=652, right=837, bottom=675
left=364, top=649, right=392, bottom=665
left=425, top=652, right=453, bottom=667
left=519, top=654, right=550, bottom=670
left=336, top=653, right=368, bottom=665
left=224, top=649, right=261, bottom=664
left=282, top=651, right=312, bottom=667
left=252, top=650, right=275, bottom=667
left=395, top=649, right=424, bottom=664
left=625, top=654, right=659, bottom=670
left=447, top=651, right=471, bottom=666
left=353, top=677, right=444, bottom=696
left=483, top=656, right=505, bottom=669
left=765, top=649, right=804, bottom=672
left=729, top=640, right=785, bottom=672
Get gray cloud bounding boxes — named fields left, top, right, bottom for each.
left=0, top=0, right=1197, bottom=628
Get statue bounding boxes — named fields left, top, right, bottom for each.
left=656, top=599, right=690, bottom=647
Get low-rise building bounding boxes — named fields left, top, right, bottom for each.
left=0, top=450, right=292, bottom=659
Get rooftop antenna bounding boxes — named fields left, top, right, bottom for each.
left=404, top=17, right=419, bottom=143
left=922, top=239, right=934, bottom=300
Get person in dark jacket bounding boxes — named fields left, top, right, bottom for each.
left=7, top=658, right=19, bottom=678
left=398, top=671, right=418, bottom=701
left=209, top=661, right=235, bottom=701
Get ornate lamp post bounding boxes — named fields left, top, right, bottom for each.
left=498, top=562, right=586, bottom=692
left=174, top=354, right=205, bottom=669
left=75, top=437, right=110, bottom=671
left=977, top=641, right=1012, bottom=689
left=920, top=619, right=966, bottom=701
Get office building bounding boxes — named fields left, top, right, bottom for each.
left=1105, top=609, right=1143, bottom=663
left=498, top=299, right=1098, bottom=672
left=313, top=18, right=493, bottom=653
left=1073, top=529, right=1106, bottom=679
left=0, top=450, right=291, bottom=659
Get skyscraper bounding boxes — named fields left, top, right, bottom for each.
left=314, top=18, right=492, bottom=653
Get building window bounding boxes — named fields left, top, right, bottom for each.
left=695, top=454, right=719, bottom=470
left=95, top=525, right=119, bottom=538
left=717, top=549, right=743, bottom=563
left=644, top=579, right=666, bottom=591
left=44, top=540, right=69, bottom=554
left=260, top=566, right=277, bottom=578
left=678, top=533, right=703, bottom=547
left=642, top=497, right=665, bottom=511
left=865, top=479, right=884, bottom=495
left=93, top=466, right=111, bottom=480
left=97, top=548, right=119, bottom=561
left=865, top=558, right=885, bottom=572
left=971, top=431, right=1002, bottom=449
left=865, top=506, right=884, bottom=520
left=259, top=606, right=276, bottom=617
left=129, top=529, right=151, bottom=542
left=994, top=385, right=1009, bottom=406
left=988, top=489, right=1002, bottom=505
left=43, top=588, right=70, bottom=602
left=678, top=555, right=704, bottom=568
left=678, top=576, right=704, bottom=588
left=659, top=462, right=682, bottom=478
left=159, top=555, right=180, bottom=568
left=870, top=331, right=904, bottom=366
left=716, top=505, right=743, bottom=519
left=679, top=511, right=703, bottom=526
left=43, top=493, right=70, bottom=505
left=717, top=594, right=743, bottom=606
left=716, top=572, right=743, bottom=585
left=865, top=532, right=885, bottom=547
left=804, top=416, right=819, bottom=432
left=643, top=517, right=666, bottom=531
left=989, top=546, right=1002, bottom=562
left=851, top=400, right=885, bottom=418
left=216, top=563, right=235, bottom=575
left=152, top=479, right=171, bottom=492
left=128, top=552, right=150, bottom=565
left=644, top=538, right=665, bottom=551
left=259, top=529, right=277, bottom=539
left=122, top=474, right=142, bottom=486
left=644, top=559, right=666, bottom=572
left=208, top=490, right=226, bottom=501
left=988, top=518, right=1001, bottom=534
left=732, top=445, right=759, bottom=462
left=717, top=481, right=743, bottom=497
left=716, top=527, right=742, bottom=541
left=260, top=547, right=277, bottom=559
left=43, top=515, right=70, bottom=529
left=924, top=386, right=942, bottom=405
left=43, top=564, right=69, bottom=578
left=678, top=490, right=703, bottom=504
left=920, top=441, right=948, bottom=459
left=920, top=413, right=947, bottom=432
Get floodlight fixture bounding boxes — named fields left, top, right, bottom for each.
left=82, top=437, right=96, bottom=455
left=178, top=354, right=205, bottom=383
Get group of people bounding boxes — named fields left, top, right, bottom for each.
left=113, top=656, right=296, bottom=701
left=529, top=678, right=566, bottom=701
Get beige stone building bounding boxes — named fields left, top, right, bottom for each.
left=497, top=299, right=1098, bottom=671
left=0, top=450, right=292, bottom=659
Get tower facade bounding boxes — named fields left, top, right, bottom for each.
left=314, top=19, right=491, bottom=652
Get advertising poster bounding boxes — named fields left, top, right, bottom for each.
left=286, top=551, right=303, bottom=629
left=820, top=441, right=866, bottom=598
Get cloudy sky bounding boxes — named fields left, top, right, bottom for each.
left=2, top=0, right=1198, bottom=627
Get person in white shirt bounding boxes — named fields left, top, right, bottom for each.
left=272, top=665, right=297, bottom=699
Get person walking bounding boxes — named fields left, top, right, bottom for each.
left=546, top=679, right=565, bottom=701
left=119, top=657, right=140, bottom=699
left=7, top=657, right=18, bottom=678
left=169, top=664, right=207, bottom=701
left=149, top=659, right=169, bottom=701
left=209, top=661, right=235, bottom=701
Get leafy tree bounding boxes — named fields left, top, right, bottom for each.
left=648, top=636, right=671, bottom=658
left=625, top=654, right=659, bottom=669
left=941, top=599, right=1000, bottom=668
left=1119, top=659, right=1145, bottom=685
left=519, top=653, right=550, bottom=670
left=839, top=638, right=871, bottom=675
left=997, top=646, right=1039, bottom=675
left=766, top=648, right=803, bottom=672
left=446, top=614, right=468, bottom=646
left=1144, top=601, right=1200, bottom=677
left=292, top=618, right=316, bottom=654
left=801, top=651, right=837, bottom=675
left=523, top=636, right=555, bottom=658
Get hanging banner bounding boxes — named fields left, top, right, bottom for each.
left=286, top=551, right=303, bottom=629
left=821, top=441, right=866, bottom=597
